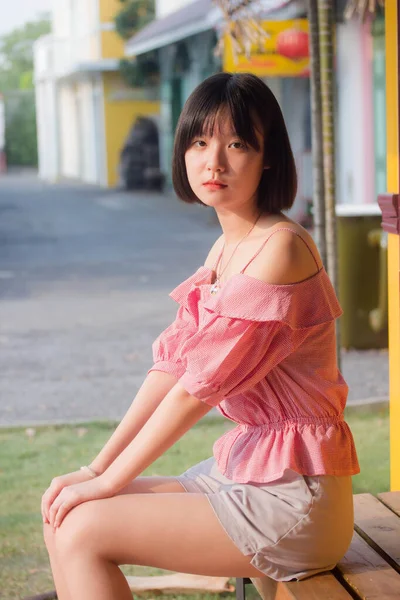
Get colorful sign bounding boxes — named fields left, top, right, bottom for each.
left=223, top=19, right=310, bottom=77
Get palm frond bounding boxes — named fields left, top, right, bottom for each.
left=344, top=0, right=384, bottom=22
left=213, top=0, right=271, bottom=62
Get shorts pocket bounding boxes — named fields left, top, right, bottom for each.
left=262, top=469, right=320, bottom=514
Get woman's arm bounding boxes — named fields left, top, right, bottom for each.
left=89, top=370, right=180, bottom=475
left=99, top=383, right=213, bottom=492
left=89, top=238, right=224, bottom=479
left=46, top=384, right=213, bottom=528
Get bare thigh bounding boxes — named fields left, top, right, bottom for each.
left=44, top=475, right=186, bottom=551
left=115, top=475, right=188, bottom=495
left=50, top=476, right=262, bottom=577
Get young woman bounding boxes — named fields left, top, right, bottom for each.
left=41, top=72, right=360, bottom=600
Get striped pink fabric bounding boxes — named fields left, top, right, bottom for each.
left=149, top=264, right=360, bottom=484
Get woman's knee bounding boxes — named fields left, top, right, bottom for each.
left=54, top=502, right=101, bottom=557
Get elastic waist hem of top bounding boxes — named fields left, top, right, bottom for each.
left=237, top=415, right=345, bottom=431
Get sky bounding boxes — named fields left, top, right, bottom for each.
left=1, top=0, right=53, bottom=36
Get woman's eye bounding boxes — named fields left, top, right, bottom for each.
left=230, top=141, right=246, bottom=149
left=193, top=140, right=206, bottom=147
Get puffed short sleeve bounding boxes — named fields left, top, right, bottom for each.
left=148, top=303, right=198, bottom=380
left=178, top=318, right=297, bottom=406
left=148, top=273, right=201, bottom=380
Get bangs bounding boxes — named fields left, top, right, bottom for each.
left=178, top=85, right=261, bottom=153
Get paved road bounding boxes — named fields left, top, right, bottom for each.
left=0, top=171, right=389, bottom=426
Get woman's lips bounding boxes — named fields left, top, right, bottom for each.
left=203, top=182, right=228, bottom=190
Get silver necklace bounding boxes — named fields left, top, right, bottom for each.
left=210, top=214, right=262, bottom=295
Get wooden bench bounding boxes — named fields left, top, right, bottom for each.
left=236, top=491, right=400, bottom=599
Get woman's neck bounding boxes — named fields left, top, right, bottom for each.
left=215, top=210, right=286, bottom=246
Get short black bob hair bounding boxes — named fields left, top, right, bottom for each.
left=172, top=72, right=297, bottom=214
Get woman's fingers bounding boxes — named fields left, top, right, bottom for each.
left=41, top=479, right=62, bottom=523
left=41, top=472, right=92, bottom=525
left=48, top=492, right=65, bottom=528
left=48, top=498, right=60, bottom=529
left=49, top=487, right=79, bottom=528
left=50, top=499, right=71, bottom=529
left=41, top=490, right=52, bottom=523
left=42, top=488, right=57, bottom=522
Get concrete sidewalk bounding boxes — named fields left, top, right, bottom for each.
left=0, top=171, right=389, bottom=427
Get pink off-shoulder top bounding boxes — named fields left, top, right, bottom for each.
left=148, top=228, right=360, bottom=483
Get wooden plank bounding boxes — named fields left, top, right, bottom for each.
left=250, top=576, right=278, bottom=600
left=282, top=572, right=353, bottom=599
left=336, top=530, right=400, bottom=599
left=353, top=493, right=400, bottom=569
left=378, top=491, right=400, bottom=517
left=249, top=576, right=350, bottom=600
left=125, top=573, right=234, bottom=594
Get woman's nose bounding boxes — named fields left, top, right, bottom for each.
left=206, top=147, right=226, bottom=172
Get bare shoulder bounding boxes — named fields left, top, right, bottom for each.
left=246, top=223, right=322, bottom=285
left=204, top=234, right=224, bottom=270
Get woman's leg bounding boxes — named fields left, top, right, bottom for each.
left=51, top=484, right=262, bottom=600
left=43, top=476, right=188, bottom=600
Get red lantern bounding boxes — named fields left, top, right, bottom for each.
left=276, top=28, right=309, bottom=60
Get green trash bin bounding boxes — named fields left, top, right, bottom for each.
left=336, top=203, right=388, bottom=350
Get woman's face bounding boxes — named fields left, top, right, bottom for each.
left=184, top=109, right=266, bottom=211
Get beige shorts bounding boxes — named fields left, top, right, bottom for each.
left=174, top=456, right=354, bottom=582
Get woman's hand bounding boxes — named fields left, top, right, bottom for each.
left=48, top=476, right=113, bottom=529
left=41, top=469, right=96, bottom=524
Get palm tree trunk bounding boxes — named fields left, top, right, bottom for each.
left=306, top=0, right=327, bottom=266
left=317, top=0, right=336, bottom=283
left=317, top=0, right=341, bottom=364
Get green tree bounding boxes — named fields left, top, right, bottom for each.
left=0, top=15, right=51, bottom=92
left=114, top=1, right=159, bottom=88
left=0, top=15, right=50, bottom=166
left=115, top=0, right=155, bottom=40
left=5, top=92, right=38, bottom=165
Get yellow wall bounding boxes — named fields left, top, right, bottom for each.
left=101, top=30, right=125, bottom=59
left=102, top=71, right=160, bottom=187
left=99, top=0, right=122, bottom=23
left=98, top=0, right=126, bottom=59
left=385, top=0, right=400, bottom=491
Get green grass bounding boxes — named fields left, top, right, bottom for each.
left=344, top=405, right=390, bottom=495
left=0, top=410, right=389, bottom=599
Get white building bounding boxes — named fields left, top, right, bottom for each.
left=34, top=0, right=160, bottom=186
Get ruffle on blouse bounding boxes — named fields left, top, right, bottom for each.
left=213, top=416, right=360, bottom=483
left=170, top=265, right=342, bottom=329
left=169, top=267, right=209, bottom=308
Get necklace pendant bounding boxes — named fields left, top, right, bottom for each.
left=210, top=280, right=220, bottom=295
